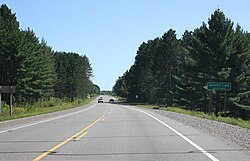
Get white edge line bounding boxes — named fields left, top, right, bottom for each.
left=123, top=105, right=219, bottom=161
left=0, top=104, right=96, bottom=134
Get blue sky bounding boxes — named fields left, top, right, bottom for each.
left=1, top=0, right=250, bottom=90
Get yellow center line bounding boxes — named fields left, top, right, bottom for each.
left=33, top=114, right=106, bottom=161
left=74, top=132, right=88, bottom=141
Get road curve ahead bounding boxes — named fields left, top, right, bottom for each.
left=0, top=96, right=249, bottom=161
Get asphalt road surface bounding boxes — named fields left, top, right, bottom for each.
left=0, top=95, right=249, bottom=161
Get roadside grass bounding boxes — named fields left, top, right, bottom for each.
left=138, top=104, right=250, bottom=129
left=0, top=97, right=96, bottom=122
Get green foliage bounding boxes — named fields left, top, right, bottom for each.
left=0, top=97, right=95, bottom=121
left=91, top=84, right=101, bottom=95
left=16, top=29, right=56, bottom=101
left=100, top=90, right=113, bottom=95
left=31, top=97, right=63, bottom=108
left=112, top=72, right=129, bottom=98
left=54, top=52, right=94, bottom=101
left=0, top=4, right=97, bottom=116
left=0, top=4, right=57, bottom=103
left=0, top=4, right=20, bottom=86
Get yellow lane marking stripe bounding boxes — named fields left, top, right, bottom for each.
left=74, top=132, right=88, bottom=141
left=33, top=114, right=106, bottom=161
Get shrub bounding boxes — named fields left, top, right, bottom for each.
left=13, top=107, right=27, bottom=114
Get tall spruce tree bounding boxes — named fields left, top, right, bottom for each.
left=179, top=10, right=234, bottom=115
left=16, top=29, right=56, bottom=101
left=228, top=25, right=250, bottom=118
left=203, top=9, right=234, bottom=115
left=152, top=29, right=181, bottom=105
left=0, top=4, right=20, bottom=86
left=175, top=30, right=198, bottom=109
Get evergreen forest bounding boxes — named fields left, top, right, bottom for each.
left=113, top=9, right=250, bottom=119
left=0, top=4, right=100, bottom=105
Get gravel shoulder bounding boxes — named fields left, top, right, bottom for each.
left=142, top=107, right=250, bottom=151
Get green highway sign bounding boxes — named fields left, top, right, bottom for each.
left=207, top=82, right=231, bottom=91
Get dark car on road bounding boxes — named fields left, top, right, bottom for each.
left=109, top=99, right=114, bottom=102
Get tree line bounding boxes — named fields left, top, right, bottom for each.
left=0, top=4, right=100, bottom=103
left=113, top=9, right=250, bottom=119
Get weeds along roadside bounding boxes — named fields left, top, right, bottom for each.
left=0, top=96, right=96, bottom=122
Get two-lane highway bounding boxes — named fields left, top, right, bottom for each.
left=0, top=96, right=249, bottom=161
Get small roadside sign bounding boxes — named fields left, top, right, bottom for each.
left=0, top=86, right=16, bottom=115
left=205, top=82, right=231, bottom=115
left=207, top=82, right=231, bottom=91
left=0, top=86, right=16, bottom=93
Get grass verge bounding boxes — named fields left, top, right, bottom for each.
left=138, top=105, right=250, bottom=129
left=0, top=97, right=96, bottom=122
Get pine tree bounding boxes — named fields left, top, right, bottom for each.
left=175, top=30, right=198, bottom=109
left=152, top=29, right=181, bottom=106
left=16, top=29, right=56, bottom=101
left=0, top=4, right=20, bottom=86
left=228, top=25, right=250, bottom=118
left=54, top=52, right=93, bottom=101
left=180, top=10, right=234, bottom=115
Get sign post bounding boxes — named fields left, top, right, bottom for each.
left=10, top=93, right=13, bottom=116
left=224, top=91, right=227, bottom=114
left=0, top=86, right=1, bottom=114
left=208, top=90, right=212, bottom=115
